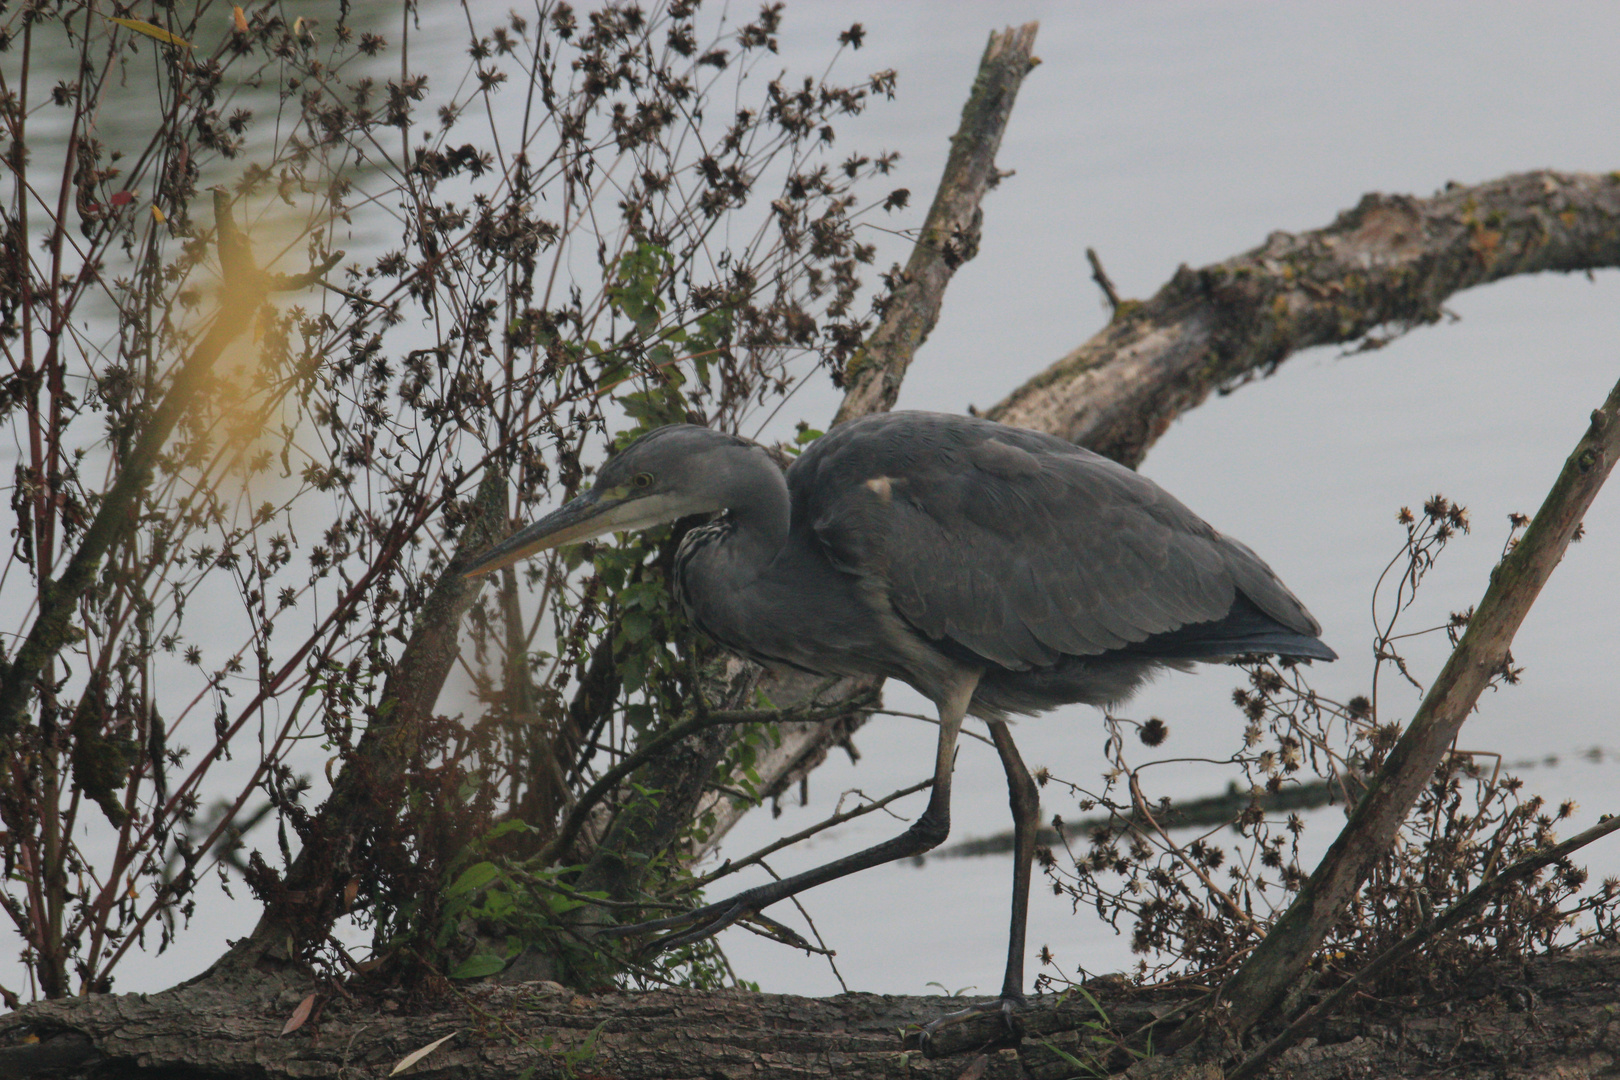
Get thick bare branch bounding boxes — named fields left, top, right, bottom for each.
left=832, top=23, right=1040, bottom=425
left=990, top=170, right=1620, bottom=467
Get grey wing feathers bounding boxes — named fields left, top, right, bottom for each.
left=791, top=412, right=1321, bottom=671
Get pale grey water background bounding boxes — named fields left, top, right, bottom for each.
left=11, top=1, right=1620, bottom=997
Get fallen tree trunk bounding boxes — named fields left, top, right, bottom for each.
left=8, top=946, right=1620, bottom=1079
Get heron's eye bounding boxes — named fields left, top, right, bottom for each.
left=633, top=472, right=653, bottom=489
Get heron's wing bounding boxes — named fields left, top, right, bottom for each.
left=792, top=413, right=1321, bottom=671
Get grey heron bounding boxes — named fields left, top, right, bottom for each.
left=465, top=410, right=1334, bottom=1007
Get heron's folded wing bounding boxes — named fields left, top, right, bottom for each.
left=798, top=417, right=1317, bottom=671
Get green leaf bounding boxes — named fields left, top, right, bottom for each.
left=449, top=952, right=508, bottom=979
left=620, top=611, right=651, bottom=643
left=480, top=889, right=515, bottom=918
left=446, top=861, right=502, bottom=897
left=545, top=893, right=587, bottom=915
left=619, top=653, right=644, bottom=691
left=480, top=819, right=537, bottom=844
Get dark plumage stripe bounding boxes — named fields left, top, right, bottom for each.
left=672, top=518, right=729, bottom=631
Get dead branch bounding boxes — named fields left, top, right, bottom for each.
left=832, top=22, right=1041, bottom=424
left=989, top=171, right=1620, bottom=467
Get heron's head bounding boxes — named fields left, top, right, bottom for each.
left=462, top=425, right=762, bottom=577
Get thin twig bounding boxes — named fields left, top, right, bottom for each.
left=1085, top=247, right=1122, bottom=312
left=537, top=690, right=880, bottom=867
left=871, top=709, right=996, bottom=747
left=1127, top=773, right=1260, bottom=934
left=759, top=858, right=849, bottom=994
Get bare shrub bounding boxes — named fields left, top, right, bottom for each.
left=1033, top=497, right=1619, bottom=997
left=0, top=0, right=904, bottom=999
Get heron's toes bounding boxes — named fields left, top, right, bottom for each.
left=913, top=995, right=1025, bottom=1057
left=627, top=900, right=755, bottom=956
left=998, top=993, right=1024, bottom=1033
left=599, top=884, right=801, bottom=958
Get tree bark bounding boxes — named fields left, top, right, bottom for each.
left=8, top=946, right=1620, bottom=1079
left=988, top=170, right=1620, bottom=468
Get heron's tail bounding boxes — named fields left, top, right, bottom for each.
left=1119, top=594, right=1338, bottom=663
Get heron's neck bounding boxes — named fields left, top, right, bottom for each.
left=719, top=453, right=790, bottom=566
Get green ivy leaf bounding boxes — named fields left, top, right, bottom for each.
left=620, top=611, right=652, bottom=643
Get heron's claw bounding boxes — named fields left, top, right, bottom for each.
left=913, top=995, right=1025, bottom=1057
left=602, top=897, right=818, bottom=956
left=598, top=897, right=747, bottom=952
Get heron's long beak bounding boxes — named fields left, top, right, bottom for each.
left=463, top=488, right=627, bottom=577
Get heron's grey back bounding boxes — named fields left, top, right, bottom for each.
left=790, top=412, right=1321, bottom=673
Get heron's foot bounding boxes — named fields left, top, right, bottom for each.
left=600, top=896, right=818, bottom=957
left=598, top=896, right=751, bottom=954
left=912, top=994, right=1025, bottom=1057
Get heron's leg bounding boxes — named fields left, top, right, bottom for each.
left=606, top=673, right=978, bottom=954
left=918, top=719, right=1039, bottom=1045
left=986, top=719, right=1039, bottom=1004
